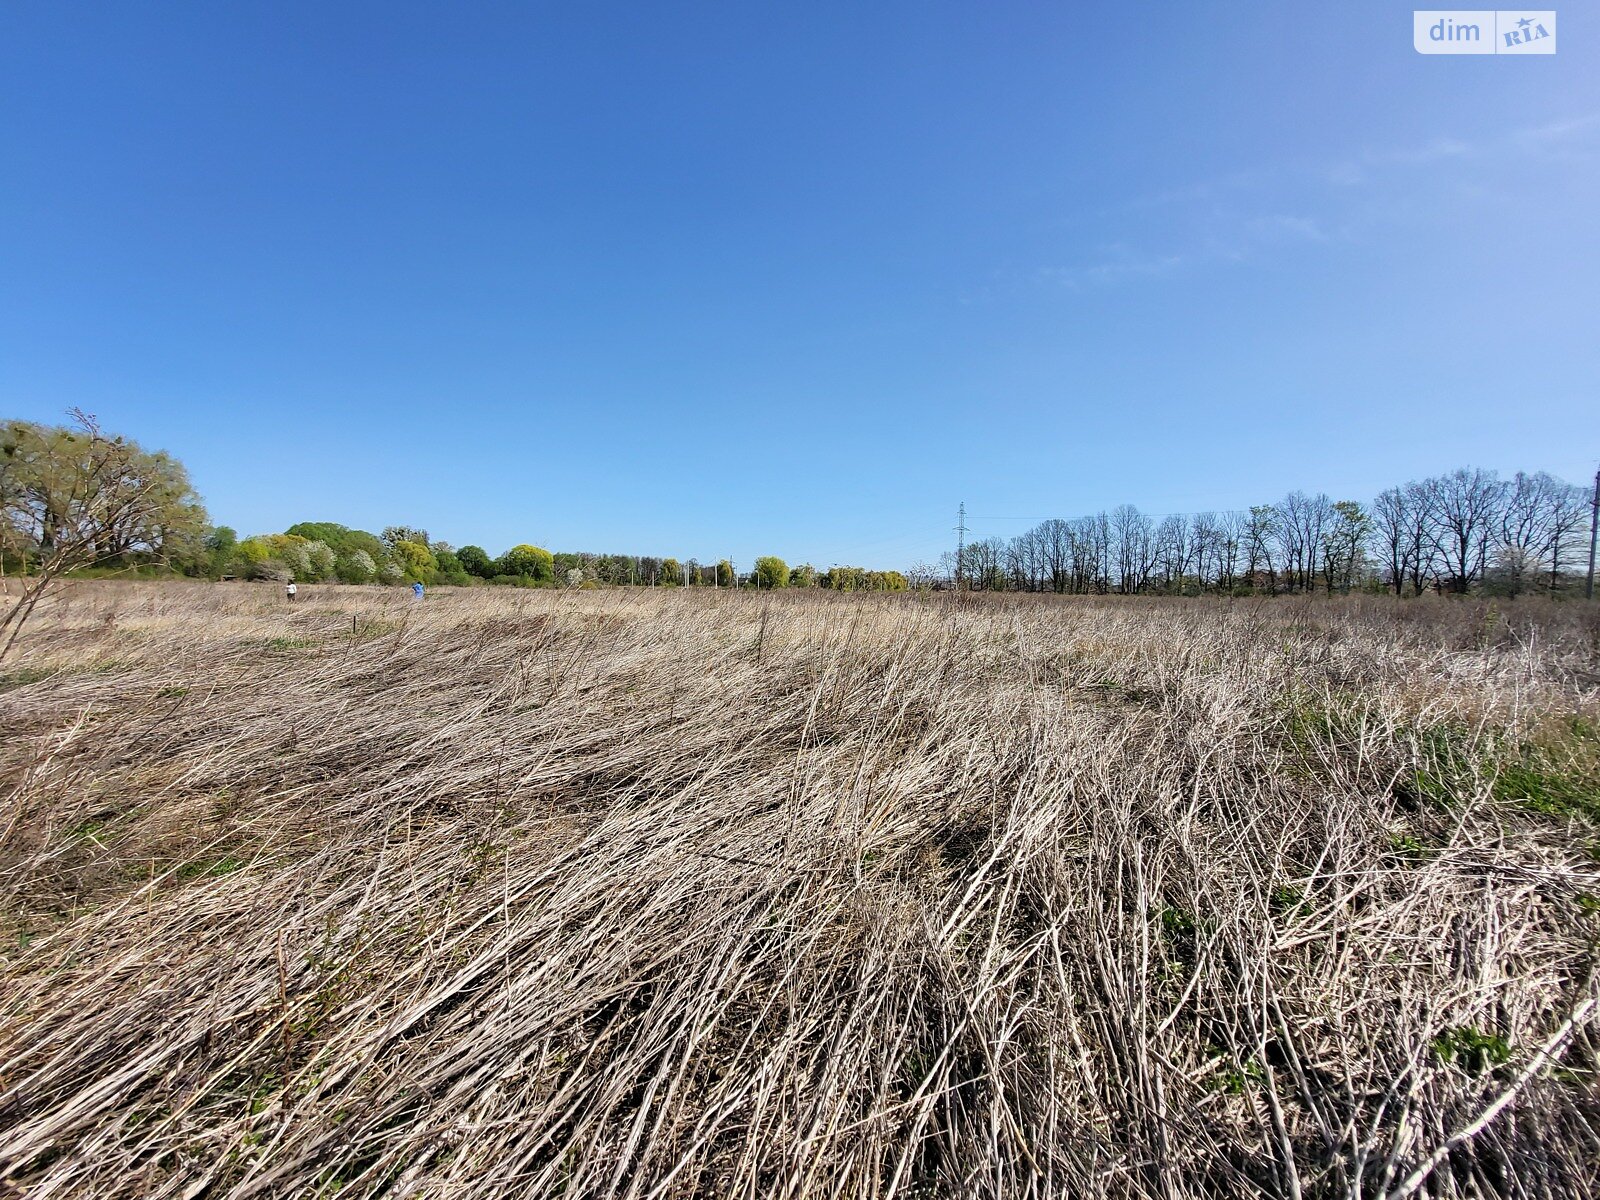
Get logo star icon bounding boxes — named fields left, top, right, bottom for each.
left=1517, top=16, right=1533, bottom=29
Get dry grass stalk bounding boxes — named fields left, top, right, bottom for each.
left=1, top=582, right=1597, bottom=1198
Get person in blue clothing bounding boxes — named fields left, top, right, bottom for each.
left=411, top=581, right=425, bottom=599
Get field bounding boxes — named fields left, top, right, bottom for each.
left=1, top=582, right=1598, bottom=1199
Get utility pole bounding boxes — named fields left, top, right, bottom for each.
left=1586, top=464, right=1599, bottom=601
left=954, top=501, right=967, bottom=592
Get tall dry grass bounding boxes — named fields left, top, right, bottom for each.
left=1, top=581, right=1597, bottom=1199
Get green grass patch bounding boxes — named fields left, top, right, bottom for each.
left=1283, top=692, right=1599, bottom=826
left=1490, top=717, right=1600, bottom=823
left=257, top=636, right=318, bottom=655
left=351, top=617, right=400, bottom=641
left=1395, top=723, right=1483, bottom=809
left=0, top=666, right=55, bottom=690
left=177, top=856, right=246, bottom=880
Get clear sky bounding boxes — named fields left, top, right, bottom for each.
left=2, top=2, right=1596, bottom=569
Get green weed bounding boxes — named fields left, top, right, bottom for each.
left=1432, top=1025, right=1511, bottom=1076
left=1388, top=832, right=1425, bottom=860
left=1269, top=885, right=1311, bottom=917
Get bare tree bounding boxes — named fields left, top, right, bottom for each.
left=1404, top=480, right=1441, bottom=594
left=958, top=538, right=1004, bottom=591
left=1543, top=477, right=1590, bottom=591
left=1370, top=487, right=1411, bottom=595
left=1190, top=511, right=1219, bottom=592
left=1495, top=470, right=1590, bottom=594
left=938, top=464, right=1581, bottom=602
left=1034, top=518, right=1068, bottom=593
left=1427, top=468, right=1506, bottom=593
left=1110, top=505, right=1153, bottom=594
left=1274, top=491, right=1332, bottom=593
left=1154, top=514, right=1190, bottom=593
left=1215, top=511, right=1245, bottom=593
left=1244, top=506, right=1277, bottom=593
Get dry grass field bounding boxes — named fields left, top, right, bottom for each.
left=1, top=581, right=1598, bottom=1199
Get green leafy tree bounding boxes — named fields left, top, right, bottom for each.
left=753, top=556, right=790, bottom=588
left=338, top=549, right=377, bottom=583
left=790, top=563, right=817, bottom=588
left=716, top=559, right=735, bottom=587
left=304, top=540, right=336, bottom=581
left=261, top=534, right=313, bottom=579
left=497, top=544, right=554, bottom=581
left=287, top=522, right=388, bottom=564
left=433, top=547, right=470, bottom=586
left=382, top=525, right=430, bottom=552
left=1321, top=500, right=1370, bottom=594
left=660, top=557, right=682, bottom=586
left=204, top=526, right=238, bottom=578
left=826, top=566, right=867, bottom=592
left=1, top=412, right=207, bottom=591
left=457, top=545, right=493, bottom=578
left=392, top=539, right=437, bottom=583
left=229, top=538, right=277, bottom=580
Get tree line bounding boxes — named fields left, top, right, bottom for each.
left=5, top=415, right=1592, bottom=605
left=1, top=416, right=908, bottom=595
left=931, top=467, right=1594, bottom=597
left=210, top=529, right=910, bottom=592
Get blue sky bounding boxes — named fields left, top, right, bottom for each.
left=2, top=2, right=1596, bottom=569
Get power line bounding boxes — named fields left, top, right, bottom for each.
left=970, top=507, right=1257, bottom=523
